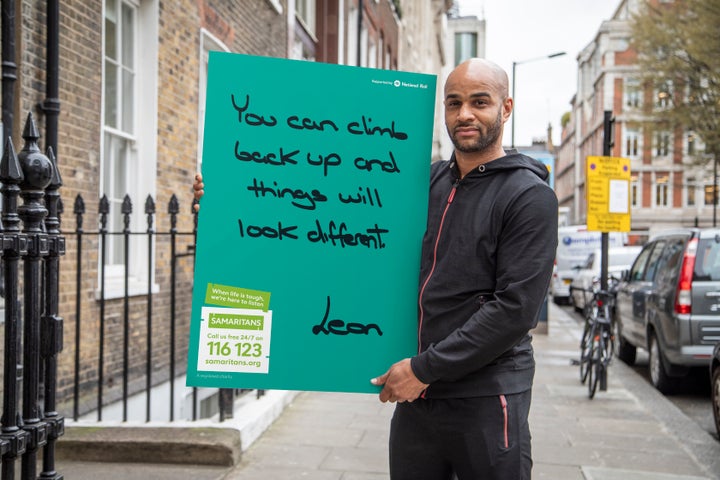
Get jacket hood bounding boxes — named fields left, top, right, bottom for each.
left=449, top=149, right=550, bottom=182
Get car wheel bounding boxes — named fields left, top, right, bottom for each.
left=648, top=333, right=674, bottom=394
left=712, top=364, right=720, bottom=439
left=614, top=320, right=636, bottom=365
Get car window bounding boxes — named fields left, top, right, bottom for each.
left=643, top=240, right=667, bottom=282
left=695, top=236, right=720, bottom=281
left=654, top=239, right=684, bottom=287
left=629, top=243, right=655, bottom=281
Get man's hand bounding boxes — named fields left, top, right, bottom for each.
left=371, top=358, right=428, bottom=403
left=193, top=173, right=204, bottom=212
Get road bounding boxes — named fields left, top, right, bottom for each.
left=559, top=303, right=718, bottom=442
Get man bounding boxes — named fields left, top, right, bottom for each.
left=370, top=58, right=558, bottom=479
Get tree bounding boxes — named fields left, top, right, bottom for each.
left=631, top=0, right=720, bottom=221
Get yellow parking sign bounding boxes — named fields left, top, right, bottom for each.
left=586, top=156, right=631, bottom=232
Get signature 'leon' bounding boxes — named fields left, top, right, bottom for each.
left=312, top=296, right=383, bottom=336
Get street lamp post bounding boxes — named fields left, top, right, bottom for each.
left=511, top=51, right=567, bottom=148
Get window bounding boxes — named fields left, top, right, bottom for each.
left=454, top=32, right=477, bottom=66
left=696, top=239, right=720, bottom=281
left=704, top=183, right=718, bottom=206
left=654, top=131, right=670, bottom=157
left=624, top=128, right=640, bottom=157
left=644, top=240, right=667, bottom=282
left=655, top=80, right=672, bottom=108
left=629, top=242, right=664, bottom=282
left=347, top=7, right=358, bottom=66
left=631, top=174, right=640, bottom=207
left=103, top=0, right=137, bottom=268
left=654, top=239, right=683, bottom=287
left=687, top=132, right=696, bottom=156
left=624, top=78, right=641, bottom=108
left=654, top=173, right=669, bottom=207
left=296, top=0, right=316, bottom=35
left=685, top=176, right=697, bottom=206
left=101, top=0, right=158, bottom=295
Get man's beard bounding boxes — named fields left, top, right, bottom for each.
left=449, top=109, right=503, bottom=153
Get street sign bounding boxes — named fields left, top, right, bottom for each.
left=586, top=156, right=631, bottom=232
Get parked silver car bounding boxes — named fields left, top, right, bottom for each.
left=614, top=228, right=720, bottom=393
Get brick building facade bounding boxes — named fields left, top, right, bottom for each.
left=555, top=0, right=715, bottom=236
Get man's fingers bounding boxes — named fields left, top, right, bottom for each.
left=371, top=371, right=389, bottom=386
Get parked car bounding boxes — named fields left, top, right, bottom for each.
left=614, top=228, right=720, bottom=394
left=569, top=246, right=642, bottom=312
left=711, top=342, right=720, bottom=438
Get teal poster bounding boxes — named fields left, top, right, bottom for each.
left=187, top=52, right=436, bottom=393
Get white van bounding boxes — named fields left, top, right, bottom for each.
left=551, top=225, right=626, bottom=304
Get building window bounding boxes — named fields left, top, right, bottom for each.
left=103, top=0, right=137, bottom=268
left=687, top=132, right=696, bottom=156
left=654, top=131, right=670, bottom=157
left=454, top=32, right=477, bottom=66
left=624, top=78, right=641, bottom=108
left=654, top=173, right=669, bottom=207
left=686, top=176, right=696, bottom=206
left=655, top=80, right=672, bottom=108
left=631, top=174, right=640, bottom=207
left=624, top=128, right=640, bottom=157
left=705, top=183, right=719, bottom=206
left=347, top=7, right=358, bottom=66
left=296, top=0, right=316, bottom=36
left=102, top=0, right=158, bottom=295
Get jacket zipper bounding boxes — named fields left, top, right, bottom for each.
left=500, top=394, right=509, bottom=448
left=418, top=181, right=458, bottom=355
left=417, top=182, right=457, bottom=399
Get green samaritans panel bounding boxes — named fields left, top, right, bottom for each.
left=187, top=52, right=436, bottom=393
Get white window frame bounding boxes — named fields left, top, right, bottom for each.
left=685, top=176, right=697, bottom=207
left=704, top=183, right=719, bottom=207
left=624, top=126, right=641, bottom=159
left=347, top=6, right=358, bottom=66
left=631, top=174, right=640, bottom=208
left=296, top=0, right=316, bottom=36
left=654, top=130, right=671, bottom=158
left=653, top=172, right=670, bottom=208
left=624, top=78, right=641, bottom=109
left=100, top=0, right=159, bottom=298
left=655, top=80, right=673, bottom=109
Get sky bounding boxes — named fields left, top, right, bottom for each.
left=457, top=0, right=622, bottom=147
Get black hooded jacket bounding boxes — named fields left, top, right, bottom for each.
left=410, top=151, right=558, bottom=398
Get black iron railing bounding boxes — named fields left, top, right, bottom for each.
left=0, top=114, right=64, bottom=480
left=68, top=192, right=198, bottom=422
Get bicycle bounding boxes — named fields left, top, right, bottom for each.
left=573, top=280, right=618, bottom=398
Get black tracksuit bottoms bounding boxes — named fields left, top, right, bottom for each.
left=389, top=390, right=532, bottom=480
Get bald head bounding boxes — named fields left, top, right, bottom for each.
left=445, top=58, right=509, bottom=99
left=443, top=58, right=512, bottom=170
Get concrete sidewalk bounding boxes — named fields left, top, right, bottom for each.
left=57, top=301, right=720, bottom=479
